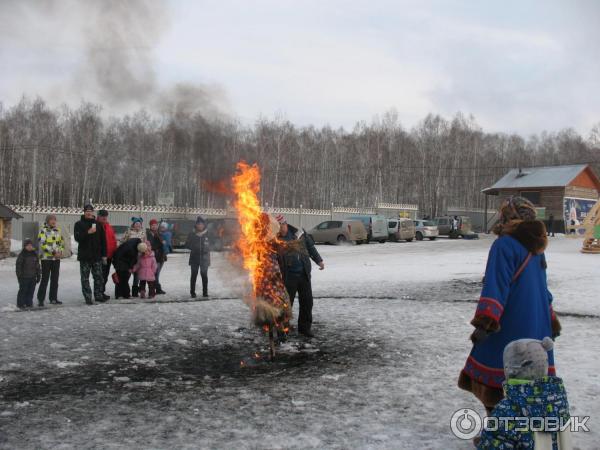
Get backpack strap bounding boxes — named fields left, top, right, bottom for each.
left=512, top=252, right=533, bottom=283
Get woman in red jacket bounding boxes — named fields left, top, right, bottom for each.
left=97, top=210, right=117, bottom=301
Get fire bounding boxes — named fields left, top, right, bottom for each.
left=231, top=161, right=291, bottom=344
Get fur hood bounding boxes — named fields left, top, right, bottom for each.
left=494, top=219, right=548, bottom=255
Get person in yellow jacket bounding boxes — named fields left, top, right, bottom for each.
left=37, top=214, right=64, bottom=306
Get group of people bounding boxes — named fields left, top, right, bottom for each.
left=15, top=207, right=325, bottom=338
left=15, top=205, right=175, bottom=308
left=16, top=197, right=570, bottom=445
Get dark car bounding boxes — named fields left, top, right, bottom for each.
left=160, top=217, right=240, bottom=252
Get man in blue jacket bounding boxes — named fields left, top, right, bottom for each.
left=276, top=215, right=324, bottom=337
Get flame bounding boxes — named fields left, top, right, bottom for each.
left=231, top=161, right=290, bottom=332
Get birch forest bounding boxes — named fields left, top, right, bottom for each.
left=1, top=97, right=599, bottom=217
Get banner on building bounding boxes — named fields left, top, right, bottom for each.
left=564, top=197, right=597, bottom=226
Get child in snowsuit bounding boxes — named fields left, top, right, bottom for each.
left=132, top=242, right=157, bottom=299
left=459, top=196, right=561, bottom=414
left=478, top=337, right=572, bottom=449
left=16, top=239, right=41, bottom=309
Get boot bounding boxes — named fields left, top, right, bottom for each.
left=149, top=284, right=156, bottom=299
left=132, top=285, right=139, bottom=298
left=140, top=289, right=146, bottom=299
left=202, top=280, right=208, bottom=298
left=298, top=326, right=314, bottom=338
left=190, top=291, right=196, bottom=299
left=155, top=284, right=166, bottom=295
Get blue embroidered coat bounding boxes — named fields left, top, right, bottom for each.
left=462, top=233, right=556, bottom=389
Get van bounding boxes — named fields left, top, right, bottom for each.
left=308, top=220, right=368, bottom=245
left=388, top=218, right=415, bottom=242
left=348, top=215, right=388, bottom=243
left=434, top=216, right=473, bottom=238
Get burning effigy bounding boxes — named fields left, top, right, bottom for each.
left=231, top=161, right=291, bottom=359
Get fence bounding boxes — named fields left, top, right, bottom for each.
left=9, top=203, right=419, bottom=241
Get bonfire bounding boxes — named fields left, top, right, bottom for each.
left=231, top=161, right=291, bottom=359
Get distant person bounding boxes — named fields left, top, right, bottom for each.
left=547, top=213, right=555, bottom=237
left=478, top=338, right=571, bottom=449
left=37, top=214, right=64, bottom=306
left=132, top=242, right=157, bottom=299
left=16, top=239, right=41, bottom=310
left=112, top=238, right=142, bottom=299
left=159, top=222, right=173, bottom=256
left=74, top=204, right=107, bottom=305
left=121, top=217, right=146, bottom=297
left=97, top=209, right=117, bottom=300
left=146, top=219, right=166, bottom=295
left=186, top=216, right=211, bottom=298
left=451, top=215, right=459, bottom=232
left=276, top=214, right=324, bottom=338
left=458, top=196, right=561, bottom=418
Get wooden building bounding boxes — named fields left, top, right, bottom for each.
left=0, top=204, right=22, bottom=259
left=482, top=164, right=600, bottom=232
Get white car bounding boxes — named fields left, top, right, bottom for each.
left=413, top=220, right=439, bottom=241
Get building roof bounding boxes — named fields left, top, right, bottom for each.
left=0, top=204, right=23, bottom=219
left=483, top=164, right=599, bottom=194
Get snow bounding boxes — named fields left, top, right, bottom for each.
left=0, top=236, right=598, bottom=449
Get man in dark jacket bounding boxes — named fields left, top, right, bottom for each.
left=74, top=204, right=107, bottom=305
left=112, top=238, right=142, bottom=299
left=146, top=218, right=166, bottom=295
left=186, top=216, right=210, bottom=298
left=548, top=213, right=555, bottom=237
left=276, top=215, right=324, bottom=337
left=16, top=239, right=41, bottom=309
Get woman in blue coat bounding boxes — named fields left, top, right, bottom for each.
left=458, top=197, right=562, bottom=414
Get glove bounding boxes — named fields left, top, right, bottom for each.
left=470, top=327, right=489, bottom=345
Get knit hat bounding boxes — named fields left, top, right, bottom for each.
left=499, top=196, right=537, bottom=224
left=149, top=219, right=158, bottom=226
left=503, top=337, right=554, bottom=380
left=83, top=204, right=94, bottom=212
left=23, top=238, right=34, bottom=247
left=159, top=222, right=168, bottom=230
left=196, top=216, right=206, bottom=225
left=275, top=214, right=287, bottom=224
left=98, top=210, right=109, bottom=217
left=137, top=242, right=148, bottom=253
left=131, top=217, right=143, bottom=225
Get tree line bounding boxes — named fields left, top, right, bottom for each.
left=1, top=97, right=599, bottom=217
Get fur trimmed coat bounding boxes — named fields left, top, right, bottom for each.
left=459, top=220, right=562, bottom=406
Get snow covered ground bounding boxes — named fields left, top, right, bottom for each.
left=0, top=235, right=598, bottom=449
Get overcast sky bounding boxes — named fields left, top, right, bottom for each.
left=1, top=0, right=598, bottom=134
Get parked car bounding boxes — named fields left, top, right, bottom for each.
left=308, top=220, right=368, bottom=245
left=388, top=218, right=415, bottom=242
left=112, top=225, right=129, bottom=242
left=160, top=218, right=196, bottom=249
left=434, top=215, right=473, bottom=238
left=347, top=215, right=388, bottom=243
left=413, top=220, right=439, bottom=241
left=160, top=218, right=239, bottom=251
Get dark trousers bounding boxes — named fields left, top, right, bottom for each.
left=17, top=278, right=37, bottom=308
left=139, top=280, right=156, bottom=296
left=79, top=261, right=104, bottom=302
left=101, top=258, right=112, bottom=293
left=115, top=270, right=131, bottom=299
left=190, top=265, right=208, bottom=295
left=285, top=273, right=313, bottom=331
left=38, top=259, right=60, bottom=304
